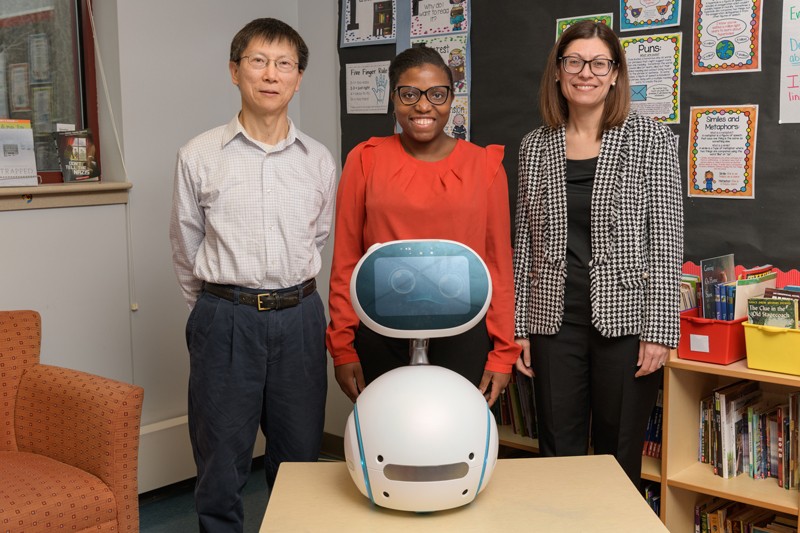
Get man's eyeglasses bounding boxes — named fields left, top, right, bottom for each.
left=394, top=85, right=451, bottom=106
left=238, top=55, right=298, bottom=73
left=558, top=56, right=616, bottom=76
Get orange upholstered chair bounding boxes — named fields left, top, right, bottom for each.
left=0, top=310, right=144, bottom=532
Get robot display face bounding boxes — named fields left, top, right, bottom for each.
left=351, top=240, right=491, bottom=338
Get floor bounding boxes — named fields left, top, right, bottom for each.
left=139, top=455, right=344, bottom=533
left=138, top=459, right=272, bottom=533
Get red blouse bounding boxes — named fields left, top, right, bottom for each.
left=326, top=135, right=520, bottom=373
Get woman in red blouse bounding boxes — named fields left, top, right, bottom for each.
left=326, top=46, right=520, bottom=406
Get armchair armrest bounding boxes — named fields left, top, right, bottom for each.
left=14, top=364, right=144, bottom=532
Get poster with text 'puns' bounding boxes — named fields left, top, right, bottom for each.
left=341, top=0, right=396, bottom=47
left=411, top=0, right=468, bottom=36
left=410, top=34, right=469, bottom=94
left=780, top=0, right=800, bottom=123
left=692, top=0, right=762, bottom=74
left=687, top=105, right=757, bottom=199
left=621, top=33, right=681, bottom=123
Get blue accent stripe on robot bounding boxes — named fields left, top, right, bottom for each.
left=476, top=405, right=491, bottom=495
left=353, top=403, right=374, bottom=503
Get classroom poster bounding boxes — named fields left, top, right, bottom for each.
left=692, top=0, right=762, bottom=74
left=621, top=32, right=682, bottom=123
left=779, top=0, right=800, bottom=124
left=410, top=34, right=469, bottom=94
left=411, top=0, right=468, bottom=36
left=340, top=0, right=396, bottom=47
left=444, top=95, right=469, bottom=141
left=620, top=0, right=681, bottom=32
left=345, top=61, right=391, bottom=114
left=556, top=13, right=613, bottom=40
left=687, top=105, right=757, bottom=199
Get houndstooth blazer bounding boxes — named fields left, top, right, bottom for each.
left=513, top=113, right=683, bottom=348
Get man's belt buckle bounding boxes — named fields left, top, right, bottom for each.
left=257, top=292, right=277, bottom=311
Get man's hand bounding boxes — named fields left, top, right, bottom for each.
left=335, top=362, right=366, bottom=402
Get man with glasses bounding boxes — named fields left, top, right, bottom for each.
left=169, top=17, right=336, bottom=533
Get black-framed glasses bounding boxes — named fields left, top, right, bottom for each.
left=394, top=85, right=451, bottom=106
left=238, top=55, right=298, bottom=73
left=558, top=56, right=616, bottom=76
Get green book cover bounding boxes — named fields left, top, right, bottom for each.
left=747, top=298, right=798, bottom=328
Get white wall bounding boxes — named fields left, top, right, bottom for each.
left=0, top=0, right=351, bottom=492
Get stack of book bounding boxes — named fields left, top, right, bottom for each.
left=491, top=368, right=537, bottom=440
left=699, top=381, right=799, bottom=488
left=694, top=497, right=797, bottom=533
left=697, top=255, right=779, bottom=321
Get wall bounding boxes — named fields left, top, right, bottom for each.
left=0, top=0, right=351, bottom=493
left=338, top=1, right=800, bottom=269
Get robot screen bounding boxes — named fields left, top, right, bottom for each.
left=374, top=256, right=471, bottom=317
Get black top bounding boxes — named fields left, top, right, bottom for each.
left=563, top=157, right=597, bottom=326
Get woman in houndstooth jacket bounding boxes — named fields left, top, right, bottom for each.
left=512, top=20, right=683, bottom=487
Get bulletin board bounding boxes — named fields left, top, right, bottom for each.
left=337, top=1, right=800, bottom=271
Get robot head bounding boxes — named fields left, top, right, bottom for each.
left=349, top=240, right=492, bottom=339
left=344, top=240, right=499, bottom=512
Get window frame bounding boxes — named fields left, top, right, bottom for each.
left=1, top=0, right=99, bottom=184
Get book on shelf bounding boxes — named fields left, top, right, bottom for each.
left=0, top=119, right=38, bottom=187
left=733, top=272, right=778, bottom=320
left=53, top=129, right=101, bottom=182
left=643, top=387, right=663, bottom=458
left=747, top=298, right=799, bottom=329
left=717, top=380, right=760, bottom=478
left=764, top=287, right=800, bottom=301
left=700, top=254, right=735, bottom=319
left=681, top=281, right=698, bottom=311
left=740, top=264, right=775, bottom=279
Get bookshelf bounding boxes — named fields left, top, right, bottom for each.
left=496, top=427, right=662, bottom=484
left=497, top=425, right=538, bottom=453
left=661, top=351, right=800, bottom=530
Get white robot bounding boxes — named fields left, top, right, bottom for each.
left=343, top=240, right=499, bottom=512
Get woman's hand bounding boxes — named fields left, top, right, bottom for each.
left=479, top=370, right=512, bottom=407
left=514, top=337, right=534, bottom=377
left=334, top=362, right=366, bottom=402
left=635, top=341, right=668, bottom=377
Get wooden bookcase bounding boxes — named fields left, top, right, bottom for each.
left=661, top=351, right=800, bottom=530
left=497, top=428, right=662, bottom=483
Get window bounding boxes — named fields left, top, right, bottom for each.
left=0, top=0, right=98, bottom=184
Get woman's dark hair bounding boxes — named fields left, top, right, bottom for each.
left=389, top=46, right=454, bottom=92
left=539, top=20, right=630, bottom=133
left=230, top=18, right=309, bottom=72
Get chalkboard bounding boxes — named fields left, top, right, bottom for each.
left=337, top=1, right=800, bottom=270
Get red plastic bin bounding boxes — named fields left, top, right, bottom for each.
left=677, top=308, right=747, bottom=364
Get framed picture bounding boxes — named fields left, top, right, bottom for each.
left=28, top=33, right=51, bottom=83
left=9, top=63, right=30, bottom=112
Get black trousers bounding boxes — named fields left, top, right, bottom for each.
left=354, top=318, right=492, bottom=387
left=186, top=288, right=328, bottom=533
left=531, top=322, right=662, bottom=487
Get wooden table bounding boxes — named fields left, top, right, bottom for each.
left=261, top=455, right=667, bottom=532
